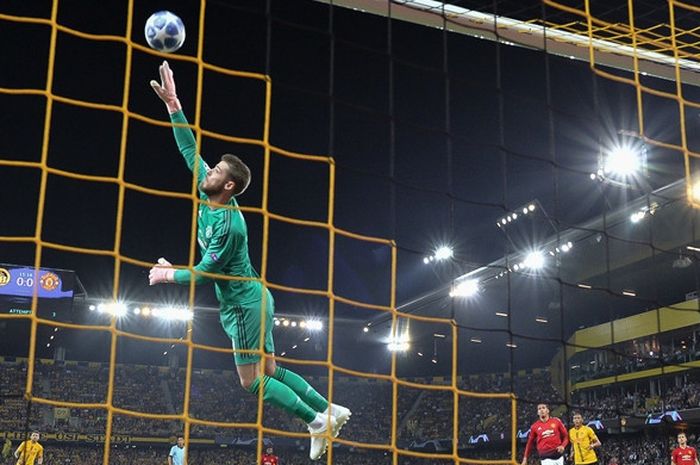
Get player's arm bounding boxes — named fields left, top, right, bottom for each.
left=588, top=429, right=601, bottom=449
left=168, top=447, right=174, bottom=465
left=558, top=419, right=570, bottom=449
left=568, top=430, right=574, bottom=460
left=521, top=428, right=534, bottom=465
left=13, top=442, right=23, bottom=459
left=150, top=61, right=208, bottom=187
left=150, top=213, right=235, bottom=285
left=672, top=449, right=677, bottom=465
left=36, top=446, right=42, bottom=465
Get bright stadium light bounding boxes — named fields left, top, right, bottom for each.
left=449, top=279, right=479, bottom=298
left=693, top=180, right=700, bottom=201
left=524, top=251, right=545, bottom=270
left=104, top=302, right=128, bottom=317
left=156, top=306, right=193, bottom=321
left=388, top=339, right=409, bottom=352
left=434, top=245, right=454, bottom=261
left=306, top=320, right=323, bottom=331
left=604, top=146, right=640, bottom=176
left=630, top=211, right=646, bottom=223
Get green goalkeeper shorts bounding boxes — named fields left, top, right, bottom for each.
left=219, top=289, right=276, bottom=366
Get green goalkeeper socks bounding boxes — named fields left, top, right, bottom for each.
left=272, top=366, right=329, bottom=413
left=247, top=375, right=317, bottom=424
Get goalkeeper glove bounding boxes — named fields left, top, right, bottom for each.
left=150, top=60, right=182, bottom=114
left=149, top=257, right=175, bottom=285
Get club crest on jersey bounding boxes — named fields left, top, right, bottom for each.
left=210, top=253, right=219, bottom=262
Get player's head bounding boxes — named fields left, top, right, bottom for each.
left=30, top=431, right=40, bottom=442
left=678, top=432, right=687, bottom=446
left=177, top=436, right=184, bottom=447
left=537, top=403, right=549, bottom=419
left=266, top=446, right=273, bottom=454
left=572, top=411, right=583, bottom=427
left=199, top=154, right=251, bottom=198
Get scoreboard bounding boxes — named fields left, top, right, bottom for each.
left=0, top=263, right=75, bottom=314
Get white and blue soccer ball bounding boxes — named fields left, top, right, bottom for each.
left=144, top=11, right=185, bottom=53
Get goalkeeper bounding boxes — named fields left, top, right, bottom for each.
left=148, top=61, right=350, bottom=461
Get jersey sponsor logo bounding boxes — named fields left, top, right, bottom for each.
left=0, top=268, right=9, bottom=286
left=205, top=225, right=213, bottom=238
left=40, top=272, right=60, bottom=291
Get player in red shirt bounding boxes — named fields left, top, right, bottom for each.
left=672, top=432, right=699, bottom=465
left=261, top=446, right=280, bottom=465
left=520, top=403, right=569, bottom=465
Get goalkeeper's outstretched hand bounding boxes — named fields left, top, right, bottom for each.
left=150, top=60, right=182, bottom=113
left=149, top=257, right=175, bottom=285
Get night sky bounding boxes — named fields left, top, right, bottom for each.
left=1, top=0, right=699, bottom=376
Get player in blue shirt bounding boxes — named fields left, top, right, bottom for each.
left=168, top=436, right=186, bottom=465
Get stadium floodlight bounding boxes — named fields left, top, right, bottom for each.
left=630, top=211, right=646, bottom=223
left=434, top=245, right=454, bottom=261
left=524, top=251, right=545, bottom=270
left=693, top=180, right=700, bottom=201
left=282, top=319, right=290, bottom=327
left=425, top=245, right=454, bottom=263
left=449, top=279, right=479, bottom=298
left=103, top=302, right=128, bottom=317
left=88, top=304, right=96, bottom=311
left=363, top=326, right=369, bottom=333
left=604, top=146, right=640, bottom=176
left=387, top=332, right=410, bottom=352
left=387, top=341, right=409, bottom=351
left=561, top=241, right=573, bottom=252
left=306, top=320, right=323, bottom=331
left=156, top=306, right=193, bottom=321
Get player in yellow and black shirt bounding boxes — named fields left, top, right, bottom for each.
left=14, top=431, right=43, bottom=465
left=568, top=412, right=601, bottom=465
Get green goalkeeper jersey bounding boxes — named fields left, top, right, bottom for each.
left=169, top=110, right=263, bottom=305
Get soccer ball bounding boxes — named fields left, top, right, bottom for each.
left=144, top=11, right=185, bottom=53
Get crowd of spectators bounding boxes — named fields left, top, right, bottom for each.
left=2, top=358, right=700, bottom=464
left=569, top=331, right=700, bottom=384
left=571, top=374, right=700, bottom=420
left=3, top=436, right=695, bottom=465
